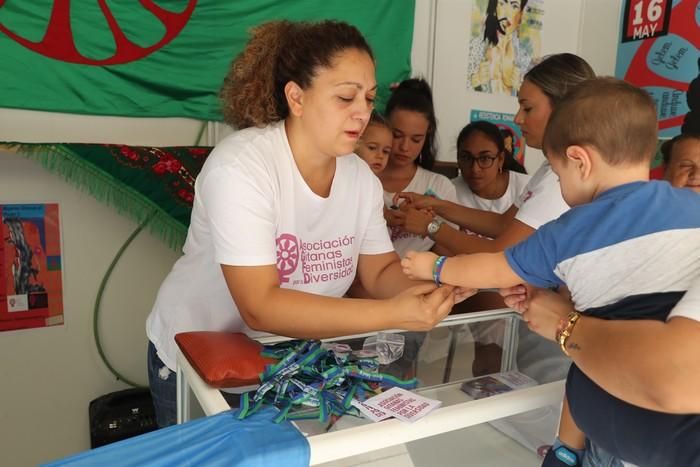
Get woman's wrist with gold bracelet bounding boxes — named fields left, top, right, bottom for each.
left=556, top=311, right=582, bottom=357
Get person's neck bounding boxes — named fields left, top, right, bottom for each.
left=592, top=164, right=650, bottom=199
left=473, top=171, right=509, bottom=199
left=285, top=119, right=336, bottom=197
left=382, top=159, right=418, bottom=179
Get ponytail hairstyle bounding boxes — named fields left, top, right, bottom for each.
left=385, top=78, right=438, bottom=170
left=221, top=20, right=373, bottom=129
left=523, top=53, right=595, bottom=107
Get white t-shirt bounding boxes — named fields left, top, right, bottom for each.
left=453, top=171, right=531, bottom=213
left=383, top=166, right=458, bottom=257
left=146, top=121, right=394, bottom=370
left=514, top=161, right=570, bottom=229
left=668, top=275, right=700, bottom=321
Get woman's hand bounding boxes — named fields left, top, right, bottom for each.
left=394, top=192, right=444, bottom=212
left=384, top=206, right=406, bottom=228
left=401, top=207, right=434, bottom=236
left=390, top=282, right=456, bottom=331
left=502, top=285, right=576, bottom=341
left=401, top=250, right=438, bottom=281
left=499, top=285, right=529, bottom=312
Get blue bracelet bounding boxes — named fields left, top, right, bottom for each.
left=432, top=255, right=447, bottom=286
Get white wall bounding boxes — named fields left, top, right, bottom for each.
left=0, top=1, right=623, bottom=464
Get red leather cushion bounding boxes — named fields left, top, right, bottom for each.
left=175, top=332, right=277, bottom=388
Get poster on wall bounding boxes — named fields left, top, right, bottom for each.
left=470, top=109, right=526, bottom=165
left=0, top=204, right=63, bottom=332
left=466, top=0, right=545, bottom=96
left=615, top=0, right=699, bottom=138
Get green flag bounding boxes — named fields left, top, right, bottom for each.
left=0, top=1, right=414, bottom=120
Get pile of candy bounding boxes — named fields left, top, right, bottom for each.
left=237, top=339, right=417, bottom=423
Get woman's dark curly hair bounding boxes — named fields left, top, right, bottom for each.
left=220, top=20, right=373, bottom=129
left=385, top=78, right=438, bottom=170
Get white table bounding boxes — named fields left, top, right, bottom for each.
left=176, top=309, right=566, bottom=465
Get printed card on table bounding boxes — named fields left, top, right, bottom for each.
left=362, top=387, right=441, bottom=423
left=351, top=399, right=392, bottom=422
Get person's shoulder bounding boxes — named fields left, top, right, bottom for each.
left=509, top=170, right=532, bottom=190
left=510, top=170, right=531, bottom=184
left=341, top=153, right=374, bottom=177
left=204, top=123, right=284, bottom=170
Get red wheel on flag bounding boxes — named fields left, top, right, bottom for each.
left=0, top=0, right=197, bottom=65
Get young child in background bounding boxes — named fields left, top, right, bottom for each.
left=401, top=78, right=700, bottom=467
left=356, top=111, right=393, bottom=175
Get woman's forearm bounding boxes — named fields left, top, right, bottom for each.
left=433, top=217, right=534, bottom=255
left=436, top=201, right=513, bottom=238
left=566, top=316, right=700, bottom=413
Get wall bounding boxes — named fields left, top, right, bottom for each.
left=0, top=118, right=201, bottom=465
left=0, top=1, right=622, bottom=464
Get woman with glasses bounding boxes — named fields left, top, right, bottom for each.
left=393, top=121, right=529, bottom=252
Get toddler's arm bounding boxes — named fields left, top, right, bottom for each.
left=401, top=250, right=523, bottom=289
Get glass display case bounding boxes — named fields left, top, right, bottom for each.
left=176, top=308, right=568, bottom=466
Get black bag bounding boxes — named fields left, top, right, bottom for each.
left=89, top=388, right=158, bottom=448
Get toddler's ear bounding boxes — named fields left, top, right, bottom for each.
left=565, top=145, right=593, bottom=178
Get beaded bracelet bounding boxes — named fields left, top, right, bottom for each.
left=432, top=255, right=447, bottom=286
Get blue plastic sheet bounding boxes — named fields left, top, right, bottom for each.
left=43, top=408, right=310, bottom=467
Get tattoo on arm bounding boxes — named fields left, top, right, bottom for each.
left=567, top=342, right=581, bottom=352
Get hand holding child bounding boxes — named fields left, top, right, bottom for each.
left=401, top=250, right=439, bottom=281
left=501, top=285, right=576, bottom=341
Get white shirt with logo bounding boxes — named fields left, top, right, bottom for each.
left=146, top=121, right=394, bottom=370
left=383, top=166, right=458, bottom=257
left=513, top=161, right=570, bottom=229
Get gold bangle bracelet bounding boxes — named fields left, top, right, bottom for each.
left=557, top=311, right=581, bottom=357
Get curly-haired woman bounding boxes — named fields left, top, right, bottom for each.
left=145, top=20, right=468, bottom=427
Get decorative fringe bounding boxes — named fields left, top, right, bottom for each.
left=8, top=143, right=187, bottom=251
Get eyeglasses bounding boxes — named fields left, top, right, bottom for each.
left=458, top=153, right=498, bottom=169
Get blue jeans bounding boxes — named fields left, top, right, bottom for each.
left=583, top=439, right=627, bottom=467
left=147, top=341, right=177, bottom=428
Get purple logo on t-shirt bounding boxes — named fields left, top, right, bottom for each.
left=276, top=233, right=357, bottom=285
left=276, top=233, right=300, bottom=283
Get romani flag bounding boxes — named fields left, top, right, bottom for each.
left=0, top=1, right=415, bottom=120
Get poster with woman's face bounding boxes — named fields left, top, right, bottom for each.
left=466, top=0, right=545, bottom=96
